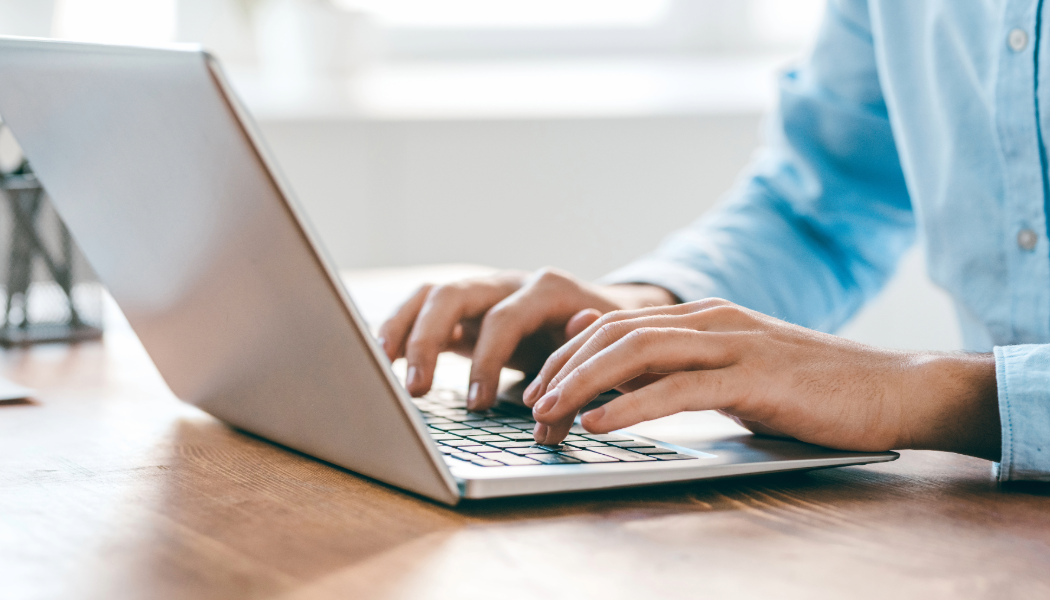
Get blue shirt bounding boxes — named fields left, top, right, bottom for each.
left=602, top=0, right=1050, bottom=481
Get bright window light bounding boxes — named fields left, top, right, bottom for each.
left=334, top=0, right=672, bottom=29
left=52, top=0, right=177, bottom=45
left=749, top=0, right=825, bottom=46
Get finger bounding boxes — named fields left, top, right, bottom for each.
left=579, top=370, right=739, bottom=433
left=547, top=308, right=730, bottom=394
left=523, top=308, right=602, bottom=405
left=466, top=287, right=559, bottom=411
left=467, top=268, right=616, bottom=411
left=533, top=416, right=574, bottom=446
left=376, top=284, right=432, bottom=361
left=614, top=372, right=667, bottom=393
left=532, top=328, right=737, bottom=426
left=404, top=282, right=513, bottom=397
left=532, top=300, right=727, bottom=401
left=565, top=308, right=602, bottom=339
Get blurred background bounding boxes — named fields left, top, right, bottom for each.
left=0, top=0, right=961, bottom=350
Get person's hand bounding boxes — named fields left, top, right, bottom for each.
left=376, top=267, right=677, bottom=410
left=524, top=299, right=1002, bottom=460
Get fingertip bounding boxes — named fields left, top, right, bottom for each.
left=580, top=406, right=607, bottom=431
left=531, top=388, right=560, bottom=418
left=406, top=365, right=428, bottom=397
left=533, top=422, right=549, bottom=444
left=522, top=376, right=541, bottom=406
left=376, top=336, right=394, bottom=361
left=466, top=380, right=486, bottom=411
left=564, top=308, right=603, bottom=339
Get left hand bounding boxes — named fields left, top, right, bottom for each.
left=522, top=299, right=1001, bottom=460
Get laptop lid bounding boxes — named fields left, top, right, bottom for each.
left=0, top=37, right=460, bottom=505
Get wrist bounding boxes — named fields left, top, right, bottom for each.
left=903, top=352, right=1000, bottom=460
left=600, top=283, right=679, bottom=310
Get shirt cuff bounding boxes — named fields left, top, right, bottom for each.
left=993, top=344, right=1050, bottom=482
left=597, top=258, right=727, bottom=304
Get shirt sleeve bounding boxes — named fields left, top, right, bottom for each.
left=994, top=345, right=1050, bottom=481
left=601, top=0, right=914, bottom=333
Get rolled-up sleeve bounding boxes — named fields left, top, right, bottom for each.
left=994, top=345, right=1050, bottom=481
left=601, top=0, right=914, bottom=334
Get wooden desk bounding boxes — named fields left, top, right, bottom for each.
left=3, top=267, right=1050, bottom=600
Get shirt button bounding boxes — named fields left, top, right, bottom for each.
left=1009, top=28, right=1029, bottom=51
left=1018, top=228, right=1039, bottom=251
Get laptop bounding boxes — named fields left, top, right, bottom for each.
left=0, top=37, right=897, bottom=505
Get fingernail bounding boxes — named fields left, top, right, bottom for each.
left=581, top=406, right=606, bottom=428
left=467, top=381, right=482, bottom=411
left=523, top=377, right=541, bottom=404
left=532, top=389, right=560, bottom=416
left=533, top=422, right=549, bottom=445
left=407, top=365, right=420, bottom=390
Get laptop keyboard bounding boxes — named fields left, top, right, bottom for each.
left=412, top=390, right=700, bottom=468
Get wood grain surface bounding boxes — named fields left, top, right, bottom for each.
left=2, top=269, right=1050, bottom=600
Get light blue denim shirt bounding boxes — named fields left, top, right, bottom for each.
left=603, top=0, right=1050, bottom=481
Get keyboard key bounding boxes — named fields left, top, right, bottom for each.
left=432, top=423, right=474, bottom=431
left=507, top=446, right=557, bottom=455
left=438, top=446, right=457, bottom=454
left=609, top=441, right=656, bottom=449
left=464, top=434, right=507, bottom=442
left=443, top=456, right=470, bottom=466
left=654, top=453, right=699, bottom=461
left=559, top=450, right=619, bottom=463
left=563, top=434, right=587, bottom=442
left=442, top=439, right=483, bottom=447
left=589, top=447, right=657, bottom=462
left=445, top=427, right=481, bottom=435
left=481, top=427, right=519, bottom=434
left=488, top=441, right=536, bottom=448
left=469, top=420, right=504, bottom=428
left=477, top=451, right=541, bottom=466
left=469, top=457, right=505, bottom=467
left=493, top=417, right=532, bottom=425
left=583, top=434, right=633, bottom=442
left=430, top=434, right=459, bottom=441
left=631, top=447, right=678, bottom=455
left=503, top=433, right=539, bottom=441
left=566, top=440, right=605, bottom=448
left=424, top=417, right=453, bottom=424
left=531, top=453, right=583, bottom=465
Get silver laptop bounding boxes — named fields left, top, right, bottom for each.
left=0, top=37, right=897, bottom=505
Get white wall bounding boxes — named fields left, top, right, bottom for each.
left=257, top=114, right=760, bottom=279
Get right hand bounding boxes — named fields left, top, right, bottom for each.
left=376, top=267, right=677, bottom=411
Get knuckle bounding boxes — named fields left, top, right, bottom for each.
left=620, top=327, right=656, bottom=348
left=705, top=304, right=745, bottom=321
left=665, top=372, right=697, bottom=399
left=594, top=320, right=629, bottom=346
left=481, top=303, right=514, bottom=326
left=426, top=283, right=459, bottom=304
left=532, top=266, right=572, bottom=288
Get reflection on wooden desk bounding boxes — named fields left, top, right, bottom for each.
left=2, top=267, right=1049, bottom=600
